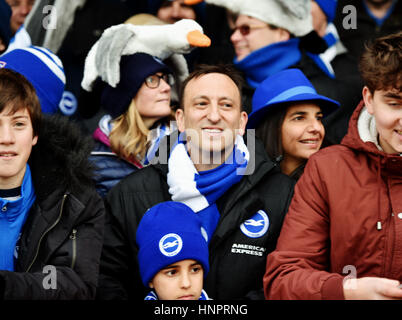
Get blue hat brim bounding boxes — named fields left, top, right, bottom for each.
left=247, top=93, right=340, bottom=129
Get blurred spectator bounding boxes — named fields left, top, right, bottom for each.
left=0, top=0, right=12, bottom=54
left=307, top=0, right=364, bottom=144
left=334, top=0, right=402, bottom=60
left=2, top=0, right=32, bottom=54
left=147, top=0, right=206, bottom=24
left=5, top=0, right=34, bottom=35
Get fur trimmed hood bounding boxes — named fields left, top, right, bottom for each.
left=28, top=115, right=95, bottom=202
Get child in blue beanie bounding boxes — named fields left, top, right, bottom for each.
left=136, top=201, right=210, bottom=300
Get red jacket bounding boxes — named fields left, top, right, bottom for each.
left=263, top=101, right=402, bottom=299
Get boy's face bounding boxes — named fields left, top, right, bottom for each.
left=363, top=87, right=402, bottom=154
left=0, top=106, right=37, bottom=188
left=149, top=259, right=203, bottom=300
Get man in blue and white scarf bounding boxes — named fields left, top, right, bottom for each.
left=99, top=64, right=295, bottom=300
left=169, top=67, right=249, bottom=241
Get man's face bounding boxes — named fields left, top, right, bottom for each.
left=363, top=87, right=402, bottom=154
left=230, top=14, right=290, bottom=61
left=176, top=73, right=247, bottom=166
left=157, top=0, right=196, bottom=24
left=6, top=0, right=35, bottom=34
left=0, top=106, right=37, bottom=188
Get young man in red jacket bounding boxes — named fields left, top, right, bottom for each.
left=263, top=31, right=402, bottom=300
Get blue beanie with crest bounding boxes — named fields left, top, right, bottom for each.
left=136, top=201, right=210, bottom=287
left=0, top=46, right=65, bottom=114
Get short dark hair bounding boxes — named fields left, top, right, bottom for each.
left=178, top=64, right=245, bottom=111
left=359, top=31, right=402, bottom=94
left=0, top=68, right=41, bottom=136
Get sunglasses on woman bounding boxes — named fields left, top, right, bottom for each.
left=232, top=24, right=268, bottom=36
left=144, top=73, right=175, bottom=89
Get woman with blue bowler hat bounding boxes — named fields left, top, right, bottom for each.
left=247, top=68, right=339, bottom=180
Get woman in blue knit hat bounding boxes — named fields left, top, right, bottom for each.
left=137, top=201, right=210, bottom=300
left=81, top=19, right=210, bottom=198
left=248, top=68, right=339, bottom=180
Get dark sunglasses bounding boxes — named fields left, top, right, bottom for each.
left=144, top=73, right=175, bottom=89
left=232, top=24, right=268, bottom=36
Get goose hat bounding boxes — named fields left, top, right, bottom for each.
left=206, top=0, right=313, bottom=37
left=247, top=68, right=340, bottom=129
left=136, top=201, right=209, bottom=287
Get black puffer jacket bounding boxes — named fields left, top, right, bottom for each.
left=98, top=132, right=294, bottom=300
left=0, top=115, right=104, bottom=300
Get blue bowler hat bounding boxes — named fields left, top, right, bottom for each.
left=247, top=68, right=340, bottom=129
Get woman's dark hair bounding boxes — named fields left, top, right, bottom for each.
left=255, top=104, right=309, bottom=180
left=255, top=106, right=286, bottom=164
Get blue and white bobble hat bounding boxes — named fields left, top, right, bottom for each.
left=0, top=46, right=65, bottom=114
left=136, top=201, right=210, bottom=287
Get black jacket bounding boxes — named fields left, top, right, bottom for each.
left=0, top=116, right=104, bottom=299
left=98, top=132, right=294, bottom=300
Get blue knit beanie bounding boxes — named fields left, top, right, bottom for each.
left=100, top=52, right=172, bottom=119
left=0, top=0, right=12, bottom=49
left=136, top=201, right=210, bottom=287
left=0, top=46, right=65, bottom=114
left=315, top=0, right=337, bottom=22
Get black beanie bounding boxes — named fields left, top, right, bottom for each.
left=100, top=52, right=172, bottom=119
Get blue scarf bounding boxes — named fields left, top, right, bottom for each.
left=0, top=164, right=36, bottom=271
left=144, top=289, right=210, bottom=300
left=234, top=38, right=302, bottom=89
left=167, top=135, right=249, bottom=242
left=306, top=23, right=340, bottom=79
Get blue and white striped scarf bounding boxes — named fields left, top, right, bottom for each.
left=167, top=135, right=249, bottom=242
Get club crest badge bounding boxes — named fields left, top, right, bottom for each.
left=240, top=210, right=269, bottom=238
left=159, top=233, right=183, bottom=257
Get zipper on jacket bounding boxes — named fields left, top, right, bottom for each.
left=70, top=229, right=77, bottom=269
left=25, top=194, right=68, bottom=272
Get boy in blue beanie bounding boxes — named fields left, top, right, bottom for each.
left=136, top=201, right=210, bottom=300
